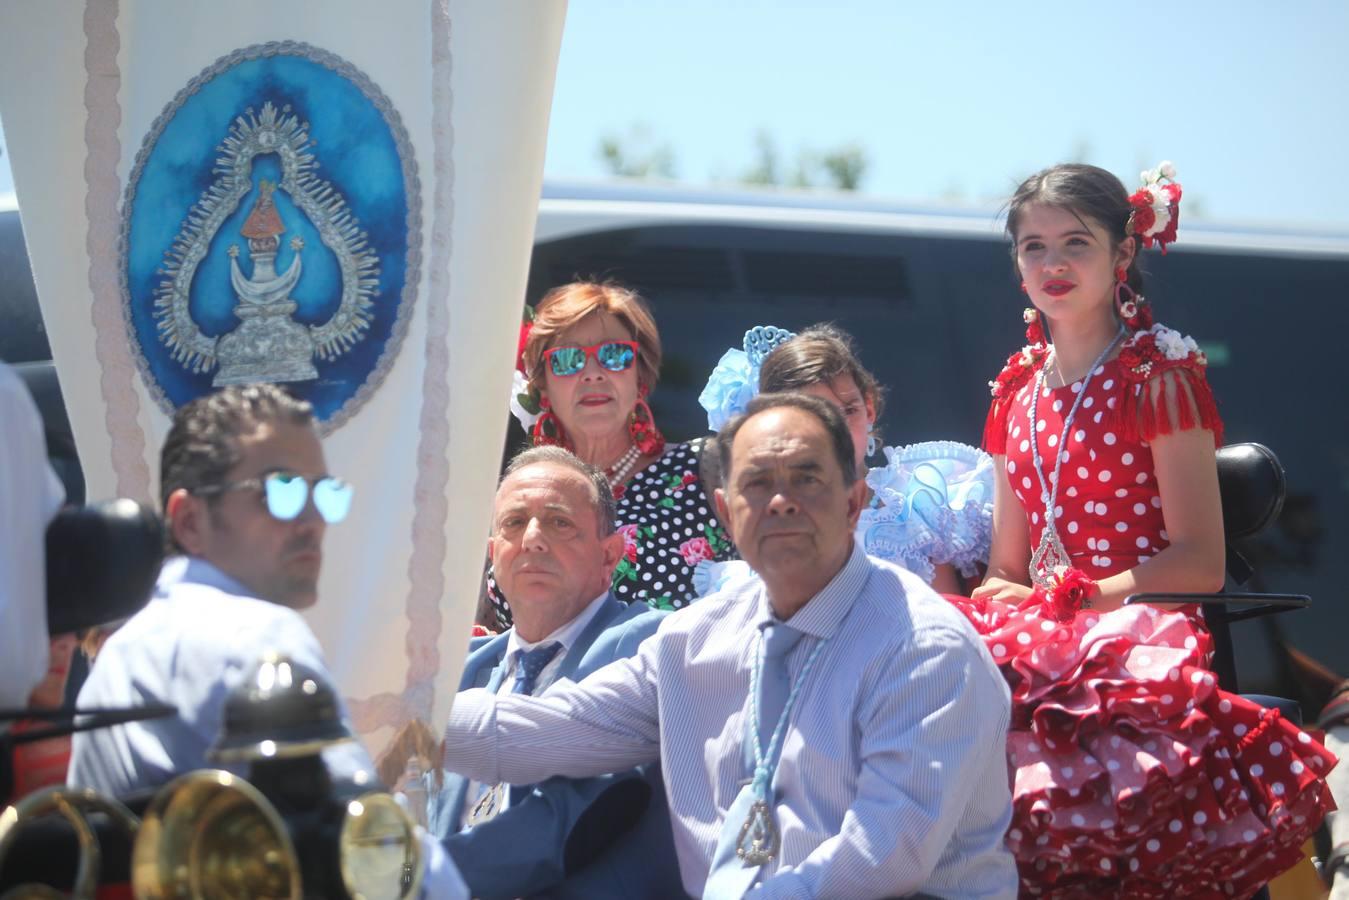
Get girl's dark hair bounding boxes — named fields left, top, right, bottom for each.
left=758, top=323, right=885, bottom=421
left=1006, top=163, right=1144, bottom=295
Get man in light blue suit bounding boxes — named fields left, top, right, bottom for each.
left=429, top=446, right=679, bottom=899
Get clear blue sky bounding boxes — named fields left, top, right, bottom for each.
left=4, top=1, right=1347, bottom=228
left=543, top=0, right=1349, bottom=228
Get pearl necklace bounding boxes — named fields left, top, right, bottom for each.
left=604, top=444, right=642, bottom=496
left=1027, top=327, right=1125, bottom=588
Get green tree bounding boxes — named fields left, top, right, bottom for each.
left=740, top=130, right=780, bottom=186
left=597, top=124, right=676, bottom=178
left=740, top=132, right=868, bottom=191
left=597, top=125, right=869, bottom=192
left=819, top=144, right=867, bottom=191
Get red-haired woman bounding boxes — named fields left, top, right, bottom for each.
left=487, top=281, right=733, bottom=629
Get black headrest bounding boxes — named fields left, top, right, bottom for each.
left=45, top=499, right=164, bottom=635
left=1215, top=443, right=1285, bottom=541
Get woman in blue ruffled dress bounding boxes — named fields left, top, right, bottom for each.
left=696, top=323, right=993, bottom=593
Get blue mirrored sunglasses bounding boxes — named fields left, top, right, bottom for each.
left=543, top=340, right=638, bottom=377
left=195, top=471, right=354, bottom=524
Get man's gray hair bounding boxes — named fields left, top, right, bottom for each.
left=501, top=446, right=617, bottom=535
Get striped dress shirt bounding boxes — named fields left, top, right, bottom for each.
left=443, top=543, right=1017, bottom=899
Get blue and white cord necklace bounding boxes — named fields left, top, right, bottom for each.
left=1028, top=325, right=1125, bottom=587
left=735, top=629, right=830, bottom=865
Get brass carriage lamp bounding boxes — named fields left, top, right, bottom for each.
left=133, top=654, right=423, bottom=900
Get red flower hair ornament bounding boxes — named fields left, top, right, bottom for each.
left=516, top=319, right=533, bottom=374
left=1127, top=161, right=1183, bottom=253
left=510, top=307, right=543, bottom=431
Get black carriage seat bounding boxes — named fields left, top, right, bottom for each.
left=1217, top=442, right=1285, bottom=581
left=1125, top=442, right=1309, bottom=722
left=1, top=501, right=168, bottom=893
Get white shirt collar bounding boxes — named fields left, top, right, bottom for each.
left=504, top=590, right=611, bottom=667
left=157, top=555, right=255, bottom=599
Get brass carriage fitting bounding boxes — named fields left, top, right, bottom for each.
left=0, top=786, right=140, bottom=900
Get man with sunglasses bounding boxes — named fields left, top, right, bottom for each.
left=67, top=384, right=359, bottom=795
left=68, top=385, right=469, bottom=895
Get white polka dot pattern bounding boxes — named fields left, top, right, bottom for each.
left=1005, top=359, right=1165, bottom=578
left=960, top=350, right=1337, bottom=894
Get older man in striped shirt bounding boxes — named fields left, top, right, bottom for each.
left=444, top=392, right=1016, bottom=899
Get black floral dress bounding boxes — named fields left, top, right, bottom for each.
left=486, top=439, right=737, bottom=630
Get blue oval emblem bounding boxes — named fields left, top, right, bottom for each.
left=121, top=41, right=420, bottom=430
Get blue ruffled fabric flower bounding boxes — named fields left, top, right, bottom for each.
left=698, top=326, right=798, bottom=431
left=698, top=348, right=758, bottom=432
left=859, top=440, right=995, bottom=583
left=692, top=558, right=756, bottom=597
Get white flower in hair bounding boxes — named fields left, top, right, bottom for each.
left=1145, top=204, right=1172, bottom=237
left=1153, top=325, right=1191, bottom=360
left=1158, top=160, right=1177, bottom=179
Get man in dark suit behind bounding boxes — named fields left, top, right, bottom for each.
left=428, top=446, right=678, bottom=899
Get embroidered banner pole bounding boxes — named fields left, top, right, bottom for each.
left=0, top=0, right=568, bottom=750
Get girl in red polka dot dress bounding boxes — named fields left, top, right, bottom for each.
left=950, top=162, right=1337, bottom=898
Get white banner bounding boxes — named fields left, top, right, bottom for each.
left=0, top=0, right=567, bottom=748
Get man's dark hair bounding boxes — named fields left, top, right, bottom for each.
left=501, top=446, right=617, bottom=536
left=715, top=392, right=858, bottom=489
left=160, top=385, right=314, bottom=549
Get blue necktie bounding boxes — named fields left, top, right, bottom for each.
left=512, top=641, right=562, bottom=696
left=703, top=622, right=804, bottom=900
left=504, top=642, right=563, bottom=808
left=754, top=623, right=803, bottom=752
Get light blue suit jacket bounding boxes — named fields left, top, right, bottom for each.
left=433, top=595, right=682, bottom=899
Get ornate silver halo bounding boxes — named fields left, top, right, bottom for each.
left=119, top=41, right=422, bottom=433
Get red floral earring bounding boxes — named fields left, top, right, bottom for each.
left=628, top=386, right=666, bottom=457
left=1023, top=307, right=1046, bottom=345
left=1114, top=267, right=1151, bottom=330
left=531, top=395, right=570, bottom=449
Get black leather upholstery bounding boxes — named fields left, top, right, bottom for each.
left=45, top=499, right=164, bottom=635
left=1216, top=443, right=1285, bottom=541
